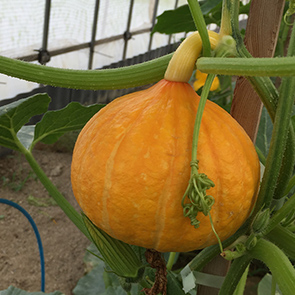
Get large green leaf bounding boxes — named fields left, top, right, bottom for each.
left=152, top=1, right=250, bottom=35
left=0, top=94, right=50, bottom=151
left=199, top=0, right=223, bottom=15
left=0, top=286, right=63, bottom=295
left=33, top=102, right=104, bottom=146
left=74, top=245, right=140, bottom=295
left=73, top=264, right=107, bottom=295
left=152, top=5, right=195, bottom=34
left=152, top=1, right=222, bottom=35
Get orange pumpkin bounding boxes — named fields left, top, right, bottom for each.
left=71, top=78, right=260, bottom=253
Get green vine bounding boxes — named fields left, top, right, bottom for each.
left=219, top=254, right=252, bottom=295
left=181, top=74, right=215, bottom=228
left=0, top=54, right=171, bottom=90
left=248, top=238, right=295, bottom=294
left=197, top=56, right=295, bottom=76
left=187, top=0, right=211, bottom=57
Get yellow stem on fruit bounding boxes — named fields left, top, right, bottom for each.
left=164, top=31, right=220, bottom=82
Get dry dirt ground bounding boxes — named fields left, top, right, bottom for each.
left=0, top=146, right=90, bottom=295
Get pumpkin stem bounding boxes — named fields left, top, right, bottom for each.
left=164, top=31, right=220, bottom=82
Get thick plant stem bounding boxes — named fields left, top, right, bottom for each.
left=218, top=254, right=252, bottom=295
left=284, top=175, right=295, bottom=196
left=197, top=56, right=295, bottom=77
left=187, top=0, right=211, bottom=57
left=266, top=224, right=295, bottom=260
left=0, top=54, right=172, bottom=90
left=166, top=252, right=176, bottom=271
left=257, top=82, right=295, bottom=208
left=23, top=149, right=90, bottom=240
left=248, top=238, right=295, bottom=295
left=255, top=19, right=295, bottom=209
left=263, top=193, right=295, bottom=235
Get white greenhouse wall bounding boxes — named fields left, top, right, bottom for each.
left=0, top=0, right=188, bottom=101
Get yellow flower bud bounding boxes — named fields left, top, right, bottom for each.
left=193, top=70, right=220, bottom=91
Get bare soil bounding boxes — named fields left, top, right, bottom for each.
left=0, top=147, right=89, bottom=295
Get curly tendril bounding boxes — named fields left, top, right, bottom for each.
left=284, top=0, right=295, bottom=25
left=181, top=160, right=215, bottom=228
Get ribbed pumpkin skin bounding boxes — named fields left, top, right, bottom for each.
left=71, top=79, right=260, bottom=253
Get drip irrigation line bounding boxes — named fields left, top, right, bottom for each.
left=0, top=198, right=45, bottom=292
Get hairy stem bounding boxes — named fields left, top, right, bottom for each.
left=227, top=0, right=295, bottom=213
left=262, top=193, right=295, bottom=235
left=266, top=224, right=295, bottom=260
left=248, top=238, right=295, bottom=295
left=187, top=0, right=211, bottom=57
left=197, top=56, right=295, bottom=77
left=219, top=254, right=252, bottom=295
left=255, top=19, right=295, bottom=209
left=0, top=54, right=172, bottom=90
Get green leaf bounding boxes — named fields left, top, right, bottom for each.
left=152, top=2, right=222, bottom=35
left=102, top=286, right=127, bottom=295
left=84, top=243, right=103, bottom=269
left=167, top=271, right=186, bottom=295
left=0, top=94, right=50, bottom=151
left=73, top=264, right=108, bottom=295
left=152, top=1, right=250, bottom=35
left=200, top=0, right=222, bottom=15
left=257, top=273, right=282, bottom=295
left=33, top=102, right=104, bottom=146
left=0, top=286, right=63, bottom=295
left=74, top=249, right=140, bottom=295
left=152, top=5, right=195, bottom=34
left=256, top=107, right=273, bottom=158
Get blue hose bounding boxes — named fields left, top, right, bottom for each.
left=0, top=198, right=45, bottom=292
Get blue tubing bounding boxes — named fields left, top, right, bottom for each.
left=0, top=198, right=45, bottom=292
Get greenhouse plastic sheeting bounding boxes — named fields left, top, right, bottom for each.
left=0, top=0, right=187, bottom=100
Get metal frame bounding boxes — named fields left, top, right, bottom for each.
left=88, top=0, right=100, bottom=69
left=16, top=0, right=180, bottom=68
